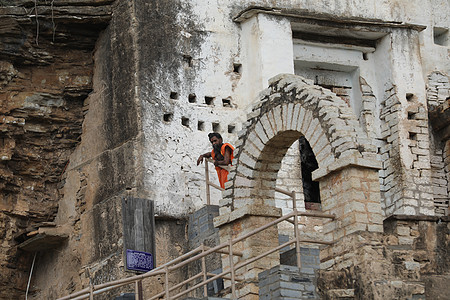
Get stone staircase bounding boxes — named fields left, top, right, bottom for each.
left=186, top=206, right=324, bottom=300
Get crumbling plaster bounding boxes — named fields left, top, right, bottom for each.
left=134, top=0, right=450, bottom=219
left=1, top=0, right=449, bottom=298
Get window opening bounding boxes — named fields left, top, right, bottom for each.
left=183, top=54, right=193, bottom=67
left=434, top=27, right=449, bottom=46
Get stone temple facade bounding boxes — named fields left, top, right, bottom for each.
left=0, top=0, right=449, bottom=299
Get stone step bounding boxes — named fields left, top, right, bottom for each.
left=325, top=288, right=355, bottom=299
left=259, top=265, right=319, bottom=299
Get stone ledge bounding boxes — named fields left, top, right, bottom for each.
left=312, top=154, right=382, bottom=181
left=213, top=204, right=282, bottom=228
left=384, top=214, right=450, bottom=223
left=18, top=225, right=71, bottom=252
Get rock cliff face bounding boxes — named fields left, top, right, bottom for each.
left=0, top=1, right=113, bottom=298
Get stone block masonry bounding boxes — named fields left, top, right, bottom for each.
left=280, top=247, right=320, bottom=276
left=427, top=71, right=450, bottom=216
left=188, top=205, right=220, bottom=248
left=319, top=215, right=449, bottom=300
left=258, top=265, right=318, bottom=299
left=319, top=166, right=384, bottom=241
left=188, top=205, right=223, bottom=297
left=379, top=82, right=435, bottom=216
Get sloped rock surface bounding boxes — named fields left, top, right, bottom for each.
left=0, top=1, right=113, bottom=298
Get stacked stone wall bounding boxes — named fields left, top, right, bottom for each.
left=430, top=147, right=448, bottom=216
left=258, top=265, right=318, bottom=299
left=445, top=141, right=450, bottom=215
left=319, top=216, right=449, bottom=300
left=319, top=166, right=384, bottom=241
left=187, top=205, right=223, bottom=297
left=379, top=83, right=434, bottom=216
left=358, top=77, right=378, bottom=140
left=427, top=72, right=450, bottom=216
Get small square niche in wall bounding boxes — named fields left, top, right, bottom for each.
left=228, top=124, right=235, bottom=134
left=197, top=121, right=205, bottom=131
left=188, top=93, right=197, bottom=103
left=205, top=96, right=214, bottom=105
left=182, top=117, right=189, bottom=127
left=170, top=92, right=179, bottom=100
left=222, top=98, right=232, bottom=107
left=163, top=113, right=173, bottom=122
left=233, top=63, right=242, bottom=74
left=434, top=27, right=449, bottom=46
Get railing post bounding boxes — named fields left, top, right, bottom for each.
left=228, top=238, right=236, bottom=299
left=293, top=209, right=302, bottom=269
left=164, top=266, right=170, bottom=299
left=205, top=159, right=211, bottom=205
left=201, top=245, right=207, bottom=297
left=89, top=281, right=94, bottom=300
left=291, top=190, right=296, bottom=210
left=135, top=280, right=143, bottom=300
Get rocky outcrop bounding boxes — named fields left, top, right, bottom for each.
left=0, top=1, right=113, bottom=298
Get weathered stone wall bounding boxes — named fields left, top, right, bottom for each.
left=0, top=0, right=449, bottom=299
left=0, top=1, right=113, bottom=298
left=427, top=72, right=450, bottom=216
left=319, top=216, right=450, bottom=300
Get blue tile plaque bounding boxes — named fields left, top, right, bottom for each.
left=126, top=249, right=154, bottom=272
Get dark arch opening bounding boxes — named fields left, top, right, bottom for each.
left=299, top=136, right=321, bottom=207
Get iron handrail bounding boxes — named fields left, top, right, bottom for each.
left=59, top=165, right=334, bottom=300
left=58, top=207, right=334, bottom=300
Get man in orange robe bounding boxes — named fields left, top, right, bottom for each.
left=197, top=133, right=234, bottom=189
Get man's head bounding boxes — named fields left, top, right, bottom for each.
left=208, top=132, right=223, bottom=146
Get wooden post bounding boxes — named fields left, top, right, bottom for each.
left=201, top=245, right=208, bottom=297
left=89, top=282, right=94, bottom=300
left=205, top=159, right=211, bottom=205
left=293, top=209, right=302, bottom=269
left=164, top=266, right=170, bottom=299
left=291, top=190, right=296, bottom=210
left=135, top=280, right=143, bottom=300
left=228, top=239, right=236, bottom=299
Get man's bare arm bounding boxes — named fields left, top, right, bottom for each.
left=214, top=147, right=232, bottom=166
left=197, top=152, right=212, bottom=165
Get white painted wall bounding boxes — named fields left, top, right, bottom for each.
left=139, top=0, right=450, bottom=217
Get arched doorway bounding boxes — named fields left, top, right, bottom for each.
left=224, top=74, right=381, bottom=223
left=214, top=74, right=383, bottom=299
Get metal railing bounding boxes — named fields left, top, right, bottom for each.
left=58, top=164, right=334, bottom=300
left=204, top=157, right=231, bottom=204
left=58, top=210, right=334, bottom=299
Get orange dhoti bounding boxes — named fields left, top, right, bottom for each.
left=211, top=143, right=234, bottom=189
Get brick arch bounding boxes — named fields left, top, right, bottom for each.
left=223, top=74, right=379, bottom=211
